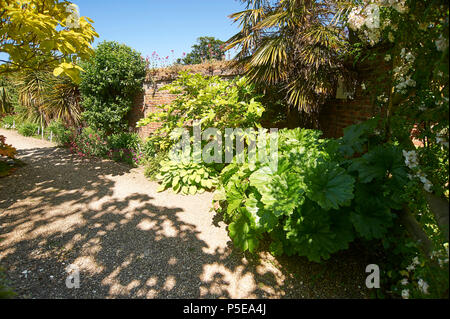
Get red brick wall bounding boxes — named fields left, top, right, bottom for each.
left=319, top=56, right=391, bottom=138
left=319, top=91, right=381, bottom=138
left=128, top=81, right=177, bottom=139
left=129, top=58, right=390, bottom=140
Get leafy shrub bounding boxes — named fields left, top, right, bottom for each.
left=137, top=72, right=265, bottom=150
left=106, top=132, right=143, bottom=166
left=141, top=138, right=158, bottom=160
left=70, top=127, right=109, bottom=158
left=0, top=115, right=17, bottom=129
left=156, top=160, right=219, bottom=194
left=214, top=123, right=410, bottom=262
left=47, top=120, right=73, bottom=146
left=107, top=132, right=140, bottom=151
left=18, top=122, right=39, bottom=136
left=80, top=41, right=147, bottom=134
left=144, top=151, right=167, bottom=180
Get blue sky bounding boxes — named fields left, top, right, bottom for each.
left=75, top=0, right=246, bottom=62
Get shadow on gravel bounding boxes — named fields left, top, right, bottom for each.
left=0, top=146, right=373, bottom=299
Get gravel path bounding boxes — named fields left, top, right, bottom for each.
left=0, top=128, right=372, bottom=299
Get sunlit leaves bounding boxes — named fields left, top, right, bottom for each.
left=0, top=0, right=98, bottom=81
left=304, top=161, right=355, bottom=211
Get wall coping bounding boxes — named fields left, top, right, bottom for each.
left=145, top=60, right=243, bottom=83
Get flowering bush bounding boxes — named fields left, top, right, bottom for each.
left=69, top=127, right=109, bottom=159
left=343, top=0, right=449, bottom=298
left=69, top=127, right=143, bottom=166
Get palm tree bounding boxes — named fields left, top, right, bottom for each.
left=226, top=0, right=351, bottom=127
left=15, top=70, right=82, bottom=126
left=42, top=75, right=82, bottom=126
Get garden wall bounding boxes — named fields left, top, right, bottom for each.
left=129, top=59, right=389, bottom=139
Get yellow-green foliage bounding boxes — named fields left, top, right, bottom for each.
left=0, top=0, right=98, bottom=83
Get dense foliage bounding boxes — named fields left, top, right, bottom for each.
left=69, top=127, right=143, bottom=166
left=80, top=41, right=146, bottom=134
left=212, top=122, right=406, bottom=261
left=0, top=0, right=98, bottom=83
left=137, top=72, right=265, bottom=150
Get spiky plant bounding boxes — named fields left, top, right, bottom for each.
left=15, top=70, right=49, bottom=124
left=42, top=75, right=82, bottom=126
left=15, top=70, right=81, bottom=126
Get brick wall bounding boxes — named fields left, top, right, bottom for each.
left=319, top=89, right=381, bottom=138
left=129, top=57, right=391, bottom=140
left=319, top=56, right=391, bottom=138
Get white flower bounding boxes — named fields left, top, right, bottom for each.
left=436, top=135, right=449, bottom=148
left=400, top=48, right=406, bottom=58
left=406, top=264, right=415, bottom=271
left=401, top=278, right=408, bottom=285
left=361, top=83, right=366, bottom=90
left=418, top=279, right=429, bottom=294
left=438, top=258, right=449, bottom=267
left=435, top=35, right=449, bottom=52
left=402, top=150, right=419, bottom=168
left=348, top=7, right=364, bottom=30
left=401, top=289, right=409, bottom=299
left=384, top=54, right=391, bottom=61
left=405, top=52, right=415, bottom=63
left=412, top=256, right=420, bottom=265
left=364, top=4, right=380, bottom=30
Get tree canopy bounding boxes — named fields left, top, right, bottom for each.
left=177, top=36, right=225, bottom=65
left=0, top=0, right=98, bottom=83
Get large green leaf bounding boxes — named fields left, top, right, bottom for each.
left=338, top=119, right=378, bottom=157
left=250, top=161, right=304, bottom=217
left=349, top=185, right=395, bottom=240
left=304, top=161, right=355, bottom=210
left=281, top=200, right=353, bottom=262
left=348, top=144, right=408, bottom=185
left=228, top=212, right=260, bottom=253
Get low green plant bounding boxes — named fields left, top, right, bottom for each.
left=214, top=122, right=410, bottom=262
left=0, top=115, right=17, bottom=129
left=46, top=120, right=73, bottom=146
left=141, top=138, right=158, bottom=160
left=156, top=160, right=219, bottom=194
left=144, top=151, right=167, bottom=180
left=107, top=132, right=140, bottom=151
left=18, top=122, right=39, bottom=137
